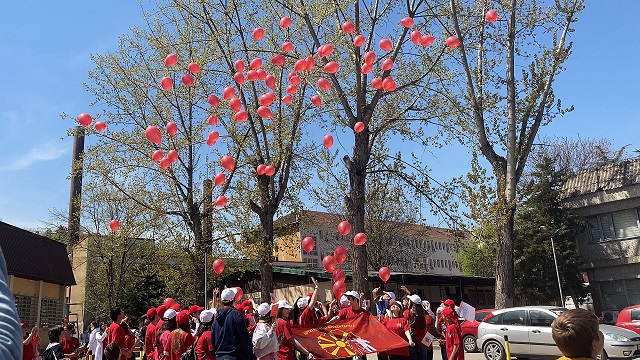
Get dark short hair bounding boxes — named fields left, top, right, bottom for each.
left=48, top=325, right=64, bottom=343
left=552, top=309, right=600, bottom=358
left=221, top=300, right=233, bottom=306
left=110, top=307, right=122, bottom=322
left=104, top=342, right=121, bottom=360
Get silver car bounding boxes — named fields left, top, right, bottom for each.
left=477, top=306, right=640, bottom=360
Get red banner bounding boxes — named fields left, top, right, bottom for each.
left=290, top=315, right=408, bottom=359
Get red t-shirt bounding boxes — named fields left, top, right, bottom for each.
left=445, top=322, right=464, bottom=360
left=338, top=306, right=370, bottom=320
left=107, top=322, right=127, bottom=360
left=299, top=306, right=327, bottom=327
left=61, top=336, right=80, bottom=360
left=145, top=322, right=157, bottom=357
left=381, top=317, right=410, bottom=356
left=275, top=318, right=295, bottom=360
left=167, top=330, right=195, bottom=360
left=23, top=334, right=36, bottom=360
left=194, top=330, right=216, bottom=360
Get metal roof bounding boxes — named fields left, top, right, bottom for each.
left=0, top=221, right=76, bottom=286
left=562, top=158, right=640, bottom=199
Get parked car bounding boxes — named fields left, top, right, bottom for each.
left=616, top=305, right=640, bottom=335
left=477, top=306, right=640, bottom=360
left=460, top=309, right=494, bottom=352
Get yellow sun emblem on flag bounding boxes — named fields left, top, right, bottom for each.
left=317, top=330, right=356, bottom=357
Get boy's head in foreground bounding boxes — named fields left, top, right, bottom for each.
left=551, top=309, right=604, bottom=359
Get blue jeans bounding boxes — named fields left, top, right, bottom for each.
left=409, top=345, right=432, bottom=360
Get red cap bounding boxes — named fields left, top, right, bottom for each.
left=442, top=307, right=456, bottom=319
left=21, top=322, right=29, bottom=328
left=146, top=308, right=157, bottom=319
left=441, top=299, right=455, bottom=307
left=176, top=310, right=189, bottom=325
left=157, top=304, right=168, bottom=318
left=188, top=305, right=204, bottom=315
left=306, top=292, right=314, bottom=298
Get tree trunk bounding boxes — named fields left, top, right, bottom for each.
left=260, top=214, right=275, bottom=303
left=494, top=166, right=515, bottom=308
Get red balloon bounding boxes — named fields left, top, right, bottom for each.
left=400, top=17, right=415, bottom=28
left=302, top=236, right=315, bottom=253
left=323, top=134, right=334, bottom=149
left=260, top=92, right=275, bottom=106
left=353, top=35, right=366, bottom=47
left=354, top=232, right=368, bottom=246
left=145, top=126, right=162, bottom=144
left=337, top=221, right=352, bottom=236
left=188, top=62, right=201, bottom=73
left=282, top=42, right=293, bottom=52
left=166, top=122, right=178, bottom=137
left=333, top=280, right=346, bottom=299
left=382, top=59, right=394, bottom=71
left=265, top=75, right=276, bottom=89
left=234, top=60, right=245, bottom=72
left=281, top=95, right=293, bottom=105
left=94, top=121, right=106, bottom=131
left=364, top=51, right=376, bottom=65
left=172, top=303, right=180, bottom=311
left=252, top=27, right=265, bottom=40
left=257, top=69, right=267, bottom=81
left=221, top=155, right=235, bottom=171
left=164, top=297, right=175, bottom=307
left=271, top=54, right=286, bottom=66
left=167, top=149, right=179, bottom=163
left=289, top=74, right=301, bottom=86
left=152, top=150, right=164, bottom=162
left=234, top=72, right=245, bottom=85
left=333, top=268, right=346, bottom=283
left=382, top=77, right=396, bottom=91
left=446, top=35, right=460, bottom=48
left=246, top=70, right=259, bottom=82
left=250, top=58, right=262, bottom=70
left=311, top=95, right=322, bottom=107
left=342, top=22, right=355, bottom=34
left=160, top=157, right=171, bottom=169
left=234, top=110, right=248, bottom=122
left=286, top=84, right=297, bottom=94
left=371, top=78, right=383, bottom=89
left=208, top=95, right=220, bottom=107
left=324, top=62, right=339, bottom=74
left=229, top=97, right=242, bottom=112
left=234, top=287, right=244, bottom=302
left=182, top=73, right=195, bottom=86
left=361, top=63, right=373, bottom=75
left=317, top=44, right=334, bottom=58
left=293, top=59, right=306, bottom=72
left=215, top=195, right=228, bottom=207
left=411, top=30, right=422, bottom=45
left=206, top=131, right=219, bottom=146
left=378, top=266, right=391, bottom=282
left=280, top=16, right=292, bottom=28
left=317, top=78, right=331, bottom=90
left=334, top=246, right=347, bottom=264
left=421, top=35, right=436, bottom=47
left=165, top=53, right=178, bottom=67
left=323, top=255, right=337, bottom=273
left=222, top=86, right=235, bottom=100
left=257, top=106, right=273, bottom=119
left=161, top=77, right=173, bottom=91
left=354, top=121, right=365, bottom=133
left=208, top=115, right=218, bottom=126
left=305, top=56, right=315, bottom=71
left=485, top=9, right=498, bottom=23
left=214, top=172, right=226, bottom=186
left=264, top=165, right=276, bottom=177
left=256, top=164, right=266, bottom=175
left=109, top=219, right=120, bottom=232
left=77, top=113, right=92, bottom=127
left=213, top=259, right=225, bottom=274
left=379, top=39, right=393, bottom=51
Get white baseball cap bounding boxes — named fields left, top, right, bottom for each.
left=408, top=294, right=422, bottom=304
left=163, top=309, right=177, bottom=320
left=339, top=295, right=349, bottom=308
left=221, top=288, right=237, bottom=302
left=257, top=303, right=271, bottom=316
left=344, top=290, right=360, bottom=300
left=277, top=300, right=293, bottom=309
left=199, top=309, right=215, bottom=323
left=296, top=297, right=309, bottom=309
left=383, top=291, right=397, bottom=301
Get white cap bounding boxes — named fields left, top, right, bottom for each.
left=199, top=309, right=215, bottom=323
left=339, top=295, right=349, bottom=308
left=408, top=294, right=422, bottom=304
left=163, top=309, right=177, bottom=320
left=277, top=300, right=293, bottom=309
left=383, top=291, right=396, bottom=301
left=221, top=288, right=237, bottom=302
left=422, top=300, right=431, bottom=309
left=296, top=297, right=309, bottom=309
left=344, top=290, right=360, bottom=300
left=257, top=303, right=271, bottom=316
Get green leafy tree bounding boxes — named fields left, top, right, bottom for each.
left=457, top=220, right=497, bottom=278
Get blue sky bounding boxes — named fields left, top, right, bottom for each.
left=1, top=1, right=638, bottom=230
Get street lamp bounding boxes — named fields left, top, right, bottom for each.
left=540, top=225, right=566, bottom=307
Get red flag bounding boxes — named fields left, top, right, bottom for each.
left=290, top=315, right=408, bottom=359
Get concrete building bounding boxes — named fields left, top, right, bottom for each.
left=562, top=158, right=640, bottom=323
left=0, top=221, right=75, bottom=347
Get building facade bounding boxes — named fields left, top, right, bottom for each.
left=562, top=158, right=640, bottom=322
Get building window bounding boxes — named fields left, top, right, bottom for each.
left=14, top=295, right=37, bottom=327
left=40, top=298, right=63, bottom=328
left=588, top=208, right=640, bottom=242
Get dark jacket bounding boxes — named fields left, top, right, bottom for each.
left=211, top=306, right=256, bottom=360
left=41, top=343, right=64, bottom=360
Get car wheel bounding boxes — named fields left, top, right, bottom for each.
left=483, top=340, right=505, bottom=360
left=463, top=335, right=478, bottom=352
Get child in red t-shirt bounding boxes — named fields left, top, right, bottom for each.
left=442, top=308, right=464, bottom=360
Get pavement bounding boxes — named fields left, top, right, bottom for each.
left=364, top=346, right=486, bottom=360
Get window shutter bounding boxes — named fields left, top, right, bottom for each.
left=612, top=209, right=640, bottom=239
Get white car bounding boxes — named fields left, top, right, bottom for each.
left=477, top=306, right=640, bottom=360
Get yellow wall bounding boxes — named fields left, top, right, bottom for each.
left=276, top=231, right=302, bottom=261
left=12, top=277, right=39, bottom=297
